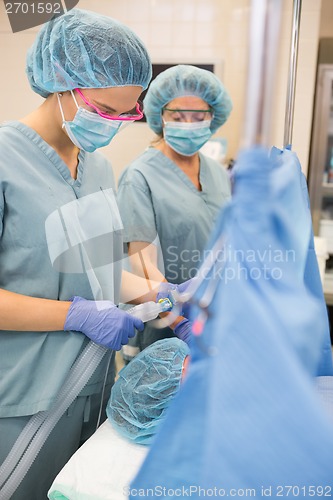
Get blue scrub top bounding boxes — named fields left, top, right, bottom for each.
left=0, top=121, right=120, bottom=417
left=118, top=147, right=231, bottom=283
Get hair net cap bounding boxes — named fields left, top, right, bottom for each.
left=107, top=338, right=190, bottom=445
left=144, top=64, right=232, bottom=134
left=26, top=9, right=152, bottom=97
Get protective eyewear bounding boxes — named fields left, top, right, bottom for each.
left=162, top=107, right=213, bottom=123
left=75, top=88, right=144, bottom=121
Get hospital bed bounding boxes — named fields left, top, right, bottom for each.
left=48, top=419, right=148, bottom=500
left=46, top=377, right=333, bottom=500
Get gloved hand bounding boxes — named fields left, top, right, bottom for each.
left=175, top=279, right=196, bottom=318
left=174, top=319, right=193, bottom=346
left=176, top=278, right=196, bottom=295
left=156, top=278, right=196, bottom=318
left=156, top=278, right=195, bottom=302
left=64, top=296, right=144, bottom=351
left=156, top=282, right=176, bottom=303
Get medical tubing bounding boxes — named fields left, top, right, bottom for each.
left=0, top=341, right=103, bottom=489
left=0, top=411, right=47, bottom=489
left=0, top=341, right=107, bottom=500
left=95, top=350, right=114, bottom=431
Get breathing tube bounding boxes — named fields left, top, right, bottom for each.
left=0, top=341, right=108, bottom=500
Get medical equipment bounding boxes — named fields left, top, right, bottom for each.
left=26, top=9, right=152, bottom=97
left=154, top=241, right=227, bottom=334
left=147, top=278, right=199, bottom=331
left=162, top=108, right=213, bottom=123
left=284, top=0, right=302, bottom=148
left=127, top=298, right=172, bottom=322
left=75, top=89, right=144, bottom=121
left=0, top=341, right=108, bottom=500
left=143, top=64, right=232, bottom=134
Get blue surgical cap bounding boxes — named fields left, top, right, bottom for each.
left=143, top=64, right=232, bottom=134
left=26, top=9, right=152, bottom=97
left=107, top=338, right=189, bottom=445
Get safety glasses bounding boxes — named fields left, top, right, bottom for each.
left=75, top=89, right=144, bottom=121
left=162, top=107, right=213, bottom=123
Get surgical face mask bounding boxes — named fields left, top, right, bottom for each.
left=163, top=120, right=212, bottom=157
left=57, top=92, right=122, bottom=152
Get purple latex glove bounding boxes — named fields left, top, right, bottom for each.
left=176, top=278, right=196, bottom=295
left=174, top=319, right=193, bottom=346
left=64, top=296, right=144, bottom=351
left=156, top=282, right=177, bottom=303
left=176, top=279, right=196, bottom=319
left=156, top=278, right=195, bottom=302
left=156, top=278, right=195, bottom=318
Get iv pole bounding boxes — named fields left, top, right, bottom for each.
left=283, top=0, right=302, bottom=148
left=242, top=0, right=282, bottom=148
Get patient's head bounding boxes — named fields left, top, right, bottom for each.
left=106, top=338, right=190, bottom=445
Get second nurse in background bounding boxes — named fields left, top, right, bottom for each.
left=118, top=65, right=232, bottom=353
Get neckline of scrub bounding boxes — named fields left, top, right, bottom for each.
left=149, top=148, right=207, bottom=194
left=3, top=120, right=85, bottom=187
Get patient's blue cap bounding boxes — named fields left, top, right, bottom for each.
left=26, top=9, right=152, bottom=97
left=107, top=338, right=189, bottom=445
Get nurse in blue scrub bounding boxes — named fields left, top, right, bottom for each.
left=118, top=65, right=233, bottom=354
left=0, top=9, right=161, bottom=500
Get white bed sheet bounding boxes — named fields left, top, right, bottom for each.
left=48, top=420, right=148, bottom=500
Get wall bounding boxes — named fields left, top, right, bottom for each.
left=0, top=0, right=323, bottom=180
left=319, top=0, right=333, bottom=37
